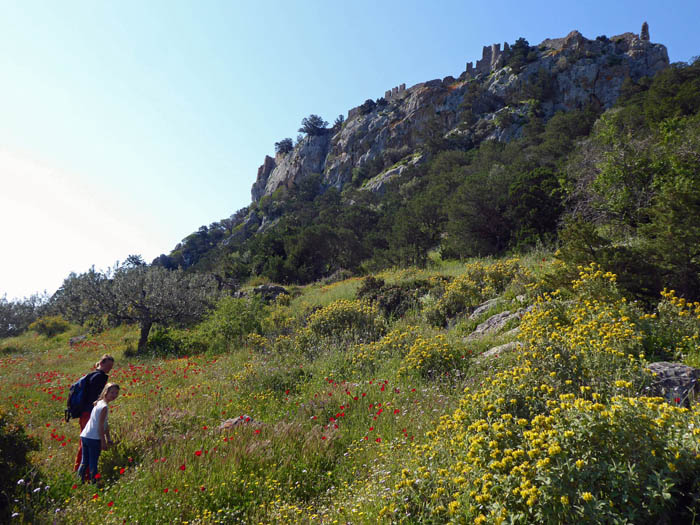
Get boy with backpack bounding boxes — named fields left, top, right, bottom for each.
left=68, top=354, right=114, bottom=475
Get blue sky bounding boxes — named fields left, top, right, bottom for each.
left=1, top=0, right=699, bottom=300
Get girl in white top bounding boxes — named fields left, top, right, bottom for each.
left=78, top=383, right=119, bottom=482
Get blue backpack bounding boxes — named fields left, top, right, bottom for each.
left=64, top=371, right=99, bottom=422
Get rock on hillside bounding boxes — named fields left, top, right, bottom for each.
left=252, top=27, right=668, bottom=201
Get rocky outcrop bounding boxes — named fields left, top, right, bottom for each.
left=467, top=306, right=533, bottom=340
left=362, top=154, right=424, bottom=195
left=251, top=28, right=669, bottom=203
left=252, top=133, right=331, bottom=201
left=251, top=156, right=277, bottom=202
left=235, top=284, right=289, bottom=303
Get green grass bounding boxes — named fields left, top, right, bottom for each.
left=2, top=254, right=700, bottom=523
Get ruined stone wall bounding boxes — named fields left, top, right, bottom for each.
left=466, top=41, right=508, bottom=77
left=384, top=83, right=407, bottom=101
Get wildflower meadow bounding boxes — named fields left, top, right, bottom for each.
left=2, top=256, right=700, bottom=523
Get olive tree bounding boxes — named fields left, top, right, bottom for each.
left=51, top=260, right=218, bottom=353
left=0, top=293, right=48, bottom=338
left=111, top=264, right=219, bottom=352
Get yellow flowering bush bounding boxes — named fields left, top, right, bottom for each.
left=297, top=299, right=386, bottom=357
left=352, top=327, right=419, bottom=371
left=28, top=315, right=70, bottom=337
left=641, top=289, right=700, bottom=363
left=519, top=263, right=651, bottom=397
left=425, top=258, right=529, bottom=326
left=392, top=383, right=700, bottom=524
left=382, top=265, right=700, bottom=523
left=398, top=334, right=465, bottom=379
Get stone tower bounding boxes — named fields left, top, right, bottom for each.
left=641, top=21, right=650, bottom=41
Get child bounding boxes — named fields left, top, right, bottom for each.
left=73, top=354, right=114, bottom=475
left=78, top=383, right=119, bottom=483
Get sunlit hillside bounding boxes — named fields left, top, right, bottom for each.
left=2, top=254, right=700, bottom=523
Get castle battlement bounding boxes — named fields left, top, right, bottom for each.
left=348, top=83, right=407, bottom=119
left=466, top=41, right=509, bottom=76
left=384, top=83, right=406, bottom=101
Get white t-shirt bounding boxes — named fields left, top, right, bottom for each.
left=80, top=400, right=109, bottom=440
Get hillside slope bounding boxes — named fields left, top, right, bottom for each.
left=161, top=26, right=671, bottom=279
left=252, top=28, right=667, bottom=200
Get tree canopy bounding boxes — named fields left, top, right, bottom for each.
left=298, top=114, right=328, bottom=136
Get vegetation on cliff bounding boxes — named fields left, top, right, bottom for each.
left=1, top=32, right=700, bottom=525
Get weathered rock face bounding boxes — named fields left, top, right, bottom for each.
left=251, top=29, right=669, bottom=202
left=251, top=156, right=276, bottom=202
left=498, top=31, right=669, bottom=113
left=253, top=134, right=331, bottom=201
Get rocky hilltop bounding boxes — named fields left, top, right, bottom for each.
left=252, top=26, right=668, bottom=201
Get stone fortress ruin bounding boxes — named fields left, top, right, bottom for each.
left=466, top=42, right=510, bottom=76
left=385, top=84, right=407, bottom=101
left=346, top=22, right=653, bottom=121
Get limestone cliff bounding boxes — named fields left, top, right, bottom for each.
left=252, top=28, right=668, bottom=201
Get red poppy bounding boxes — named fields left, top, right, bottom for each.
left=179, top=464, right=186, bottom=471
left=108, top=501, right=114, bottom=507
left=195, top=450, right=202, bottom=457
left=321, top=436, right=327, bottom=440
left=94, top=473, right=101, bottom=480
left=71, top=484, right=78, bottom=490
left=164, top=488, right=169, bottom=493
left=119, top=468, right=125, bottom=474
left=375, top=438, right=381, bottom=443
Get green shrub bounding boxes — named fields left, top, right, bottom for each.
left=139, top=326, right=207, bottom=357
left=425, top=258, right=527, bottom=326
left=357, top=277, right=431, bottom=319
left=28, top=316, right=70, bottom=337
left=199, top=296, right=267, bottom=353
left=297, top=299, right=385, bottom=358
left=0, top=408, right=39, bottom=522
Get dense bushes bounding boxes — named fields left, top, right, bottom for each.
left=199, top=296, right=267, bottom=353
left=0, top=294, right=46, bottom=338
left=0, top=408, right=39, bottom=522
left=381, top=266, right=700, bottom=524
left=28, top=315, right=70, bottom=337
left=356, top=276, right=431, bottom=318
left=424, top=258, right=529, bottom=326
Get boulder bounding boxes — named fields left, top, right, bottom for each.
left=645, top=362, right=700, bottom=407
left=236, top=284, right=289, bottom=303
left=219, top=414, right=255, bottom=430
left=69, top=335, right=87, bottom=346
left=478, top=341, right=521, bottom=361
left=469, top=298, right=504, bottom=320
left=467, top=306, right=533, bottom=340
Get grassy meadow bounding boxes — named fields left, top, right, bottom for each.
left=2, top=254, right=700, bottom=524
